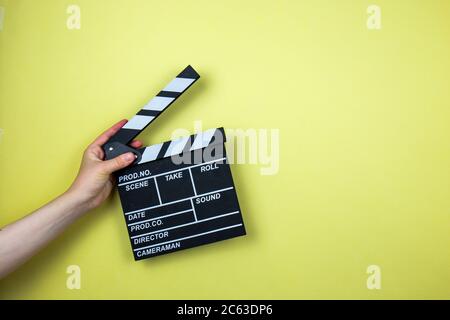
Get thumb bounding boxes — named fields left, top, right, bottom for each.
left=101, top=152, right=136, bottom=174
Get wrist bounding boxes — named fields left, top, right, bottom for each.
left=61, top=188, right=92, bottom=216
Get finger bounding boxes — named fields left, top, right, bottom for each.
left=89, top=145, right=105, bottom=160
left=101, top=152, right=136, bottom=174
left=91, top=119, right=128, bottom=147
left=130, top=140, right=143, bottom=148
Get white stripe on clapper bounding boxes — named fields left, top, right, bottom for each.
left=122, top=115, right=154, bottom=130
left=190, top=128, right=216, bottom=151
left=139, top=143, right=163, bottom=163
left=143, top=96, right=175, bottom=111
left=163, top=77, right=195, bottom=92
left=164, top=136, right=190, bottom=158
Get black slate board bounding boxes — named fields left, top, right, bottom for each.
left=116, top=141, right=246, bottom=260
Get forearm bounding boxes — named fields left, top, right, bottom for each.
left=0, top=120, right=137, bottom=280
left=0, top=191, right=89, bottom=279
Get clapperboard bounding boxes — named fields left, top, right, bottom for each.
left=103, top=66, right=246, bottom=260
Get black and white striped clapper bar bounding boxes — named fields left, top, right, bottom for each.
left=103, top=66, right=246, bottom=260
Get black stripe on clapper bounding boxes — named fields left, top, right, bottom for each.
left=156, top=141, right=171, bottom=159
left=182, top=133, right=197, bottom=164
left=182, top=133, right=197, bottom=153
left=207, top=128, right=226, bottom=160
left=110, top=128, right=140, bottom=147
left=137, top=109, right=160, bottom=117
left=211, top=128, right=226, bottom=144
left=157, top=91, right=180, bottom=98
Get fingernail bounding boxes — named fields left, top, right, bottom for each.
left=124, top=153, right=135, bottom=161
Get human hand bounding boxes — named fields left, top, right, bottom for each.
left=67, top=119, right=143, bottom=211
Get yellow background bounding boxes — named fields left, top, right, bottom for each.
left=1, top=0, right=449, bottom=299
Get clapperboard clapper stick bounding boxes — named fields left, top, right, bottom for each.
left=102, top=66, right=246, bottom=260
